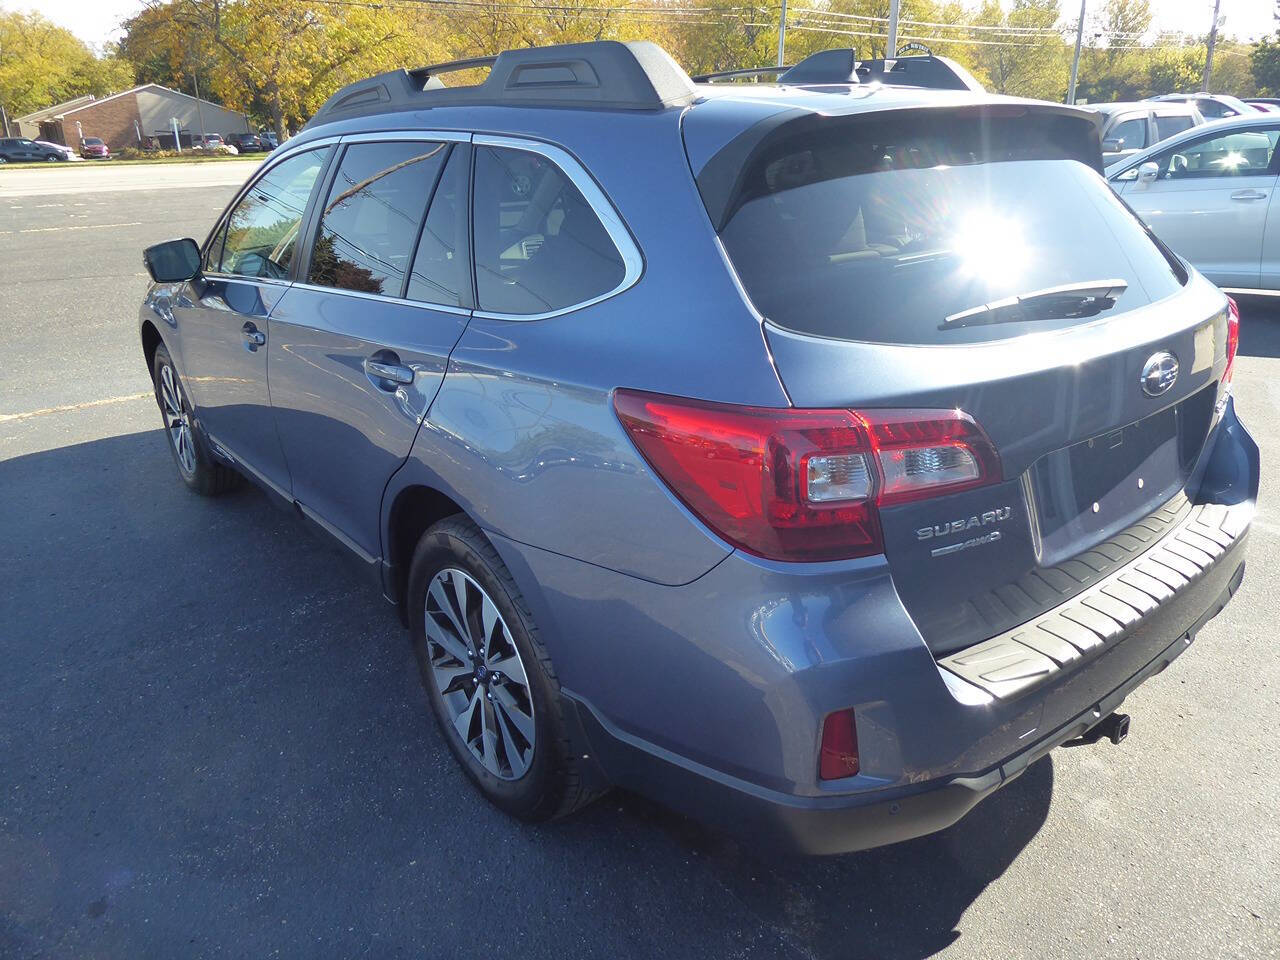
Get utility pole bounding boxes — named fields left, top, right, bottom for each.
left=0, top=104, right=9, bottom=137
left=887, top=0, right=901, bottom=56
left=776, top=0, right=788, bottom=66
left=193, top=73, right=207, bottom=146
left=1203, top=0, right=1222, bottom=91
left=1068, top=0, right=1086, bottom=104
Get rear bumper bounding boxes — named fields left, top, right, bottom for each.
left=492, top=402, right=1257, bottom=855
left=568, top=543, right=1246, bottom=855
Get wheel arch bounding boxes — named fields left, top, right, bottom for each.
left=140, top=319, right=164, bottom=382
left=383, top=481, right=468, bottom=619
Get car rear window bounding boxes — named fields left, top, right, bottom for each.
left=700, top=108, right=1187, bottom=345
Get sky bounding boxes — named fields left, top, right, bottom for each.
left=7, top=0, right=1280, bottom=50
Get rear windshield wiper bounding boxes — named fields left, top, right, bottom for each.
left=941, top=279, right=1128, bottom=330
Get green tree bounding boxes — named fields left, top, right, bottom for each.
left=1253, top=33, right=1280, bottom=95
left=0, top=11, right=134, bottom=118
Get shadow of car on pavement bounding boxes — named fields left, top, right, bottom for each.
left=0, top=426, right=1051, bottom=959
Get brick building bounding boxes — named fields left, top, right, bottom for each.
left=16, top=84, right=250, bottom=152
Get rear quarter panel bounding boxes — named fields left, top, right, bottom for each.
left=386, top=107, right=788, bottom=586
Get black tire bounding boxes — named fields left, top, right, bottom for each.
left=151, top=343, right=242, bottom=496
left=407, top=515, right=604, bottom=821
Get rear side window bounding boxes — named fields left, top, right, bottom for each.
left=219, top=147, right=330, bottom=279
left=406, top=145, right=469, bottom=307
left=308, top=140, right=449, bottom=296
left=472, top=146, right=625, bottom=315
left=1154, top=114, right=1195, bottom=140
left=705, top=109, right=1186, bottom=345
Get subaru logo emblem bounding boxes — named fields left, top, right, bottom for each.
left=1140, top=351, right=1179, bottom=398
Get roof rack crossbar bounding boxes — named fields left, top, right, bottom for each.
left=407, top=55, right=499, bottom=84
left=691, top=66, right=791, bottom=83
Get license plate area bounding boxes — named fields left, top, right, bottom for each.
left=1028, top=388, right=1213, bottom=566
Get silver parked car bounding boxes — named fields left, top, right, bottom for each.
left=1109, top=114, right=1280, bottom=292
left=1089, top=101, right=1204, bottom=170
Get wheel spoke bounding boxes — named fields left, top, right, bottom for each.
left=492, top=684, right=535, bottom=743
left=424, top=613, right=472, bottom=665
left=430, top=577, right=471, bottom=650
left=493, top=700, right=530, bottom=778
left=454, top=687, right=482, bottom=745
left=487, top=652, right=527, bottom=688
left=480, top=698, right=499, bottom=773
left=431, top=660, right=473, bottom=696
left=481, top=594, right=500, bottom=652
left=448, top=570, right=477, bottom=648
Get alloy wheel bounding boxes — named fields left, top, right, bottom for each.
left=424, top=568, right=536, bottom=780
left=159, top=363, right=197, bottom=475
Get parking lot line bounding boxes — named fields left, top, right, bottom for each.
left=0, top=391, right=151, bottom=423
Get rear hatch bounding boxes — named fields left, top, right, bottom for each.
left=685, top=97, right=1233, bottom=655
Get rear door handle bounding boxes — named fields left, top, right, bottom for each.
left=364, top=357, right=415, bottom=385
left=1230, top=189, right=1268, bottom=200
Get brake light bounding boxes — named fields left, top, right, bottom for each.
left=819, top=708, right=860, bottom=780
left=1223, top=295, right=1240, bottom=391
left=613, top=390, right=1001, bottom=562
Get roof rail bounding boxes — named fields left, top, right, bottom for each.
left=779, top=48, right=984, bottom=91
left=305, top=40, right=697, bottom=129
left=691, top=65, right=790, bottom=84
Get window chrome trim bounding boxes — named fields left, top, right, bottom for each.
left=287, top=281, right=471, bottom=316
left=339, top=130, right=471, bottom=145
left=199, top=135, right=342, bottom=276
left=470, top=133, right=644, bottom=322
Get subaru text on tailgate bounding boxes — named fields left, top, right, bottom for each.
left=138, top=41, right=1257, bottom=854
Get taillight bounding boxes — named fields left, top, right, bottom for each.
left=613, top=390, right=1001, bottom=562
left=819, top=708, right=860, bottom=780
left=1223, top=295, right=1240, bottom=391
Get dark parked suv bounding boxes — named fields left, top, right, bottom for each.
left=0, top=137, right=69, bottom=162
left=139, top=41, right=1256, bottom=853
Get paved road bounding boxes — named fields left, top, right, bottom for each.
left=2, top=165, right=1278, bottom=959
left=0, top=159, right=259, bottom=199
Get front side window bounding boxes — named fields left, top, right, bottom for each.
left=1155, top=128, right=1280, bottom=179
left=219, top=147, right=330, bottom=279
left=1107, top=117, right=1146, bottom=151
left=472, top=146, right=625, bottom=315
left=308, top=140, right=448, bottom=296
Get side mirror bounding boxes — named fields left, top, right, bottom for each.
left=1137, top=161, right=1159, bottom=185
left=1102, top=138, right=1123, bottom=153
left=143, top=237, right=201, bottom=283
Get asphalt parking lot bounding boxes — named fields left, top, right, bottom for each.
left=2, top=163, right=1278, bottom=959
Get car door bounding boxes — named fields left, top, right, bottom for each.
left=266, top=136, right=472, bottom=565
left=174, top=145, right=333, bottom=496
left=1101, top=113, right=1149, bottom=166
left=1118, top=124, right=1280, bottom=288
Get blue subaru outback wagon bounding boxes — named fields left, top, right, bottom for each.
left=139, top=41, right=1257, bottom=854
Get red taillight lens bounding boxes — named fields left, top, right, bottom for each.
left=613, top=390, right=1001, bottom=562
left=612, top=392, right=879, bottom=561
left=819, top=708, right=860, bottom=780
left=1223, top=295, right=1240, bottom=391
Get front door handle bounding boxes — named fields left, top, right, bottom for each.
left=241, top=322, right=266, bottom=348
left=364, top=357, right=415, bottom=385
left=1230, top=189, right=1268, bottom=201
